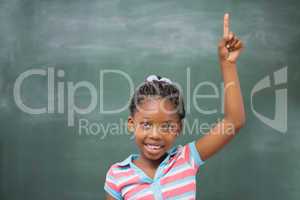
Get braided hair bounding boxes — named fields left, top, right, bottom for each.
left=129, top=75, right=185, bottom=120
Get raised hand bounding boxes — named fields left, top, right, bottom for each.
left=218, top=13, right=244, bottom=63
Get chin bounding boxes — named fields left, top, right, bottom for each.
left=143, top=149, right=167, bottom=161
left=146, top=154, right=164, bottom=161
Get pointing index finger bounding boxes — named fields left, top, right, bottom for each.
left=223, top=13, right=230, bottom=39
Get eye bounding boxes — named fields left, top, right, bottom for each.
left=161, top=122, right=177, bottom=132
left=140, top=121, right=152, bottom=130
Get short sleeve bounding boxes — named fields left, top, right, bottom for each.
left=180, top=140, right=205, bottom=170
left=104, top=166, right=122, bottom=200
left=187, top=140, right=205, bottom=166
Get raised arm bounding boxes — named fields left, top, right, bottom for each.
left=195, top=13, right=246, bottom=161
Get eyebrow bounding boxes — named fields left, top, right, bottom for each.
left=141, top=118, right=176, bottom=123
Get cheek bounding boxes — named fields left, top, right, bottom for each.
left=134, top=130, right=146, bottom=143
left=163, top=135, right=177, bottom=146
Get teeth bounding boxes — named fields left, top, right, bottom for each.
left=146, top=144, right=161, bottom=150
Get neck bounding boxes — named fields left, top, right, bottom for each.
left=139, top=153, right=167, bottom=169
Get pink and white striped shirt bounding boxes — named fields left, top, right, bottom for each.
left=104, top=141, right=205, bottom=199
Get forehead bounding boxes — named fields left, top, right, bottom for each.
left=133, top=97, right=180, bottom=122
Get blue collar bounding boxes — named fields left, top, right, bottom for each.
left=116, top=145, right=178, bottom=167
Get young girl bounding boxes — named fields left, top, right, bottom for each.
left=104, top=13, right=245, bottom=200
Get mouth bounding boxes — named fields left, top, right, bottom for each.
left=144, top=143, right=165, bottom=154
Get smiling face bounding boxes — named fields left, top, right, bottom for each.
left=128, top=96, right=182, bottom=161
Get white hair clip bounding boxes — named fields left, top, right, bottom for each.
left=146, top=75, right=172, bottom=84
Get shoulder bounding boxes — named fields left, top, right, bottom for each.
left=175, top=141, right=205, bottom=167
left=105, top=155, right=133, bottom=176
left=104, top=155, right=135, bottom=200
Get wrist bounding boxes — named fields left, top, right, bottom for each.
left=219, top=59, right=236, bottom=66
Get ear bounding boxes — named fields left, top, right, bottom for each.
left=127, top=116, right=135, bottom=132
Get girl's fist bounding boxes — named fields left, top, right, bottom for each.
left=218, top=13, right=244, bottom=63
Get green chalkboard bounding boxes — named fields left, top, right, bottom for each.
left=0, top=0, right=299, bottom=199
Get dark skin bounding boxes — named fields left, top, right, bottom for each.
left=106, top=13, right=246, bottom=200
left=128, top=97, right=182, bottom=179
left=106, top=97, right=182, bottom=200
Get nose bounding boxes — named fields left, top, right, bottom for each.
left=148, top=126, right=162, bottom=140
